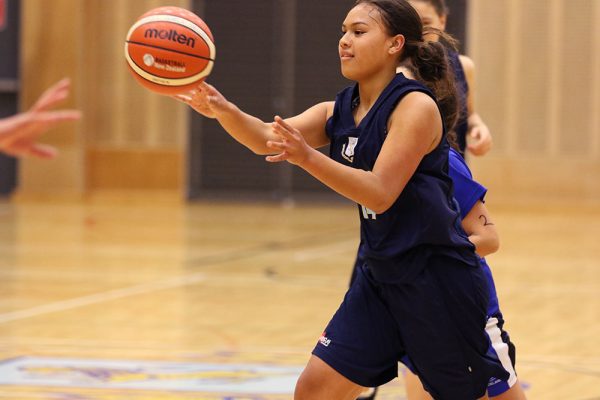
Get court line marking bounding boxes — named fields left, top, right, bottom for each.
left=0, top=232, right=356, bottom=325
left=0, top=273, right=206, bottom=325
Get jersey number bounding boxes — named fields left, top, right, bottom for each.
left=361, top=205, right=377, bottom=220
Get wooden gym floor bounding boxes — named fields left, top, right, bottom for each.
left=0, top=194, right=598, bottom=399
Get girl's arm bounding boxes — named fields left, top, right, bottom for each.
left=175, top=82, right=332, bottom=154
left=461, top=199, right=499, bottom=257
left=267, top=91, right=442, bottom=214
left=460, top=55, right=492, bottom=156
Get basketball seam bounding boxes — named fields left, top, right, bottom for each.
left=125, top=40, right=214, bottom=62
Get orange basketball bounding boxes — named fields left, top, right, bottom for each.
left=124, top=6, right=215, bottom=95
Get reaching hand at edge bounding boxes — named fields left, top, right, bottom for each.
left=0, top=78, right=81, bottom=159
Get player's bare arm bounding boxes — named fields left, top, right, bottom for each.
left=462, top=200, right=499, bottom=257
left=266, top=91, right=440, bottom=214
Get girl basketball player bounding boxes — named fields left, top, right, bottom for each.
left=176, top=0, right=508, bottom=398
left=407, top=0, right=492, bottom=157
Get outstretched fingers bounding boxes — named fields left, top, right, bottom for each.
left=32, top=110, right=82, bottom=128
left=31, top=78, right=72, bottom=112
left=27, top=143, right=58, bottom=159
left=13, top=110, right=81, bottom=143
left=265, top=152, right=290, bottom=163
left=172, top=94, right=193, bottom=104
left=272, top=116, right=299, bottom=140
left=265, top=140, right=288, bottom=163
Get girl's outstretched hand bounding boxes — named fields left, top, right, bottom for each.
left=173, top=82, right=229, bottom=119
left=266, top=116, right=312, bottom=166
left=0, top=78, right=80, bottom=159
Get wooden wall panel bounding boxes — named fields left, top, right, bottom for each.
left=559, top=0, right=594, bottom=156
left=19, top=0, right=85, bottom=197
left=19, top=0, right=190, bottom=197
left=468, top=0, right=509, bottom=152
left=468, top=0, right=600, bottom=200
left=516, top=0, right=551, bottom=155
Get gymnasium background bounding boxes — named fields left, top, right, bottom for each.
left=1, top=1, right=600, bottom=398
left=3, top=0, right=597, bottom=202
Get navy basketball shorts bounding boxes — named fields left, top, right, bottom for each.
left=402, top=312, right=519, bottom=396
left=312, top=255, right=509, bottom=399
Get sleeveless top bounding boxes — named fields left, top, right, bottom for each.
left=326, top=73, right=477, bottom=277
left=447, top=50, right=469, bottom=155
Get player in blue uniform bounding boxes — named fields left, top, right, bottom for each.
left=176, top=0, right=507, bottom=398
left=401, top=146, right=527, bottom=399
left=354, top=146, right=527, bottom=400
left=407, top=0, right=492, bottom=157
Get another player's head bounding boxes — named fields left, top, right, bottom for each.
left=408, top=0, right=448, bottom=41
left=345, top=0, right=458, bottom=132
left=408, top=0, right=448, bottom=40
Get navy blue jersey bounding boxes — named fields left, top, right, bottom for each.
left=447, top=51, right=469, bottom=154
left=326, top=73, right=477, bottom=272
left=448, top=148, right=500, bottom=316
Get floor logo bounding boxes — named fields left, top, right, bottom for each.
left=0, top=357, right=302, bottom=394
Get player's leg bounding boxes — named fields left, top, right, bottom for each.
left=307, top=264, right=402, bottom=399
left=295, top=355, right=365, bottom=400
left=356, top=387, right=378, bottom=399
left=404, top=369, right=433, bottom=400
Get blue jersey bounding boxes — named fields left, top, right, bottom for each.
left=447, top=51, right=469, bottom=154
left=326, top=73, right=477, bottom=273
left=448, top=148, right=500, bottom=316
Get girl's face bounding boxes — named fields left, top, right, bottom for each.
left=339, top=4, right=402, bottom=81
left=408, top=0, right=446, bottom=41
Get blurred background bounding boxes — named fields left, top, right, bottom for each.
left=0, top=1, right=599, bottom=399
left=3, top=0, right=597, bottom=202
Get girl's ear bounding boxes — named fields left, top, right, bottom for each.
left=389, top=34, right=405, bottom=55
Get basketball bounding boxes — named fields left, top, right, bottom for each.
left=124, top=6, right=215, bottom=95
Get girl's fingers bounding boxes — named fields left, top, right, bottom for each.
left=28, top=143, right=58, bottom=159
left=273, top=116, right=299, bottom=134
left=266, top=140, right=285, bottom=151
left=173, top=94, right=192, bottom=104
left=265, top=152, right=288, bottom=163
left=198, top=81, right=214, bottom=94
left=34, top=110, right=82, bottom=124
left=32, top=79, right=72, bottom=111
left=272, top=121, right=295, bottom=140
